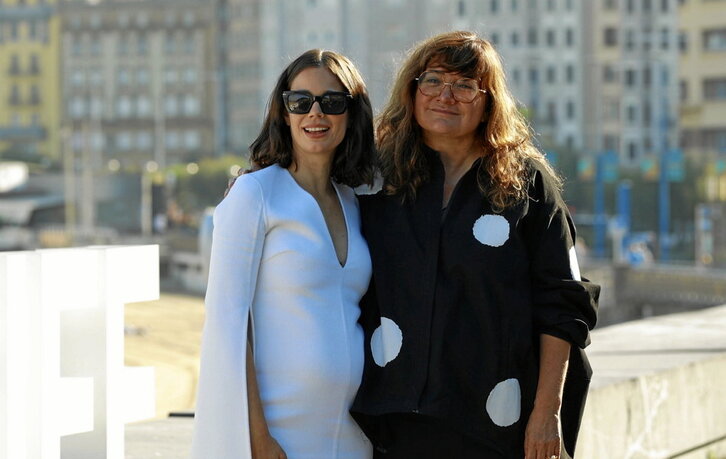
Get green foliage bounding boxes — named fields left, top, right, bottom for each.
left=168, top=155, right=248, bottom=215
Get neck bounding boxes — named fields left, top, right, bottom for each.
left=424, top=135, right=480, bottom=180
left=288, top=153, right=334, bottom=197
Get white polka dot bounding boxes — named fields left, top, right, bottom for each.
left=472, top=214, right=510, bottom=247
left=569, top=245, right=582, bottom=281
left=486, top=378, right=521, bottom=427
left=370, top=317, right=403, bottom=367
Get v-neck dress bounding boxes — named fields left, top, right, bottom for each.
left=192, top=164, right=373, bottom=459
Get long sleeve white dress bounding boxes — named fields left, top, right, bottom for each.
left=191, top=164, right=373, bottom=459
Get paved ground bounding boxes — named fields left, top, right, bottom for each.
left=124, top=294, right=726, bottom=458
left=124, top=292, right=205, bottom=419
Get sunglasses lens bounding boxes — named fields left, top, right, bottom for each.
left=285, top=92, right=313, bottom=114
left=321, top=94, right=348, bottom=114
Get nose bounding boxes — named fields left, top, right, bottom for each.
left=308, top=100, right=324, bottom=115
left=438, top=83, right=456, bottom=102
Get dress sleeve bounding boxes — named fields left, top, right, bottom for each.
left=524, top=166, right=599, bottom=349
left=191, top=175, right=266, bottom=459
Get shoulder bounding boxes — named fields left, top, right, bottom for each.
left=524, top=157, right=564, bottom=206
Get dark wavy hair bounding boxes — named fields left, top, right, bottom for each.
left=249, top=49, right=376, bottom=187
left=377, top=31, right=560, bottom=209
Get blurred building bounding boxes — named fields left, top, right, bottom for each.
left=0, top=0, right=61, bottom=160
left=59, top=0, right=218, bottom=170
left=679, top=0, right=726, bottom=160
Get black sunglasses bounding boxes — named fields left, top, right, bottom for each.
left=282, top=90, right=352, bottom=115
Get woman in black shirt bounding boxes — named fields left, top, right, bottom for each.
left=351, top=31, right=599, bottom=459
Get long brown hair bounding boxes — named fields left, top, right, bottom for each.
left=249, top=49, right=376, bottom=187
left=377, top=30, right=560, bottom=209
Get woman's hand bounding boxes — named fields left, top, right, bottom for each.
left=251, top=432, right=287, bottom=459
left=524, top=333, right=571, bottom=459
left=524, top=406, right=561, bottom=459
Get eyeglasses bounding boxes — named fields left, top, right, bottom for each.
left=282, top=90, right=352, bottom=115
left=415, top=71, right=486, bottom=103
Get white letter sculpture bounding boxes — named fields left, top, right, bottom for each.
left=0, top=245, right=158, bottom=459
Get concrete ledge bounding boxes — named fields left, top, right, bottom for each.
left=125, top=304, right=726, bottom=458
left=577, top=304, right=726, bottom=458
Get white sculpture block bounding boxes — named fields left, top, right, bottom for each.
left=0, top=246, right=159, bottom=459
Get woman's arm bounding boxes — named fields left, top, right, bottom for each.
left=191, top=176, right=268, bottom=459
left=524, top=334, right=571, bottom=459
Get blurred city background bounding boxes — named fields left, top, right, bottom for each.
left=1, top=0, right=726, bottom=457
left=1, top=0, right=725, bottom=269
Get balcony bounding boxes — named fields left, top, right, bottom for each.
left=0, top=125, right=47, bottom=141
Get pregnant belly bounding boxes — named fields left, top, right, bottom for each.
left=253, top=315, right=364, bottom=412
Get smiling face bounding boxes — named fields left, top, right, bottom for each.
left=285, top=66, right=349, bottom=165
left=413, top=64, right=486, bottom=146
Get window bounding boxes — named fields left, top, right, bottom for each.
left=511, top=31, right=519, bottom=47
left=137, top=68, right=149, bottom=85
left=566, top=100, right=575, bottom=120
left=643, top=66, right=651, bottom=86
left=643, top=103, right=651, bottom=125
left=625, top=29, right=635, bottom=51
left=704, top=29, right=726, bottom=51
left=117, top=36, right=129, bottom=56
left=183, top=95, right=199, bottom=116
left=627, top=104, right=637, bottom=122
left=546, top=29, right=555, bottom=47
left=547, top=0, right=555, bottom=11
left=137, top=131, right=152, bottom=150
left=566, top=28, right=574, bottom=47
left=138, top=34, right=148, bottom=55
left=30, top=85, right=40, bottom=104
left=458, top=0, right=466, bottom=16
left=10, top=85, right=20, bottom=105
left=680, top=80, right=688, bottom=102
left=528, top=28, right=537, bottom=46
left=565, top=64, right=575, bottom=83
left=546, top=66, right=556, bottom=83
left=626, top=0, right=635, bottom=13
left=184, top=130, right=200, bottom=150
left=10, top=54, right=20, bottom=74
left=116, top=96, right=132, bottom=118
left=604, top=99, right=620, bottom=121
left=547, top=101, right=557, bottom=122
left=117, top=67, right=130, bottom=86
left=165, top=68, right=178, bottom=85
left=679, top=32, right=688, bottom=52
left=164, top=95, right=179, bottom=116
left=627, top=142, right=638, bottom=160
left=183, top=68, right=197, bottom=84
left=490, top=32, right=500, bottom=46
left=137, top=96, right=151, bottom=116
left=603, top=64, right=617, bottom=83
left=625, top=69, right=636, bottom=87
left=117, top=132, right=132, bottom=151
left=491, top=0, right=499, bottom=13
left=529, top=67, right=539, bottom=84
left=165, top=131, right=179, bottom=149
left=604, top=27, right=618, bottom=46
left=704, top=78, right=726, bottom=99
left=604, top=135, right=620, bottom=151
left=661, top=0, right=669, bottom=12
left=512, top=68, right=520, bottom=85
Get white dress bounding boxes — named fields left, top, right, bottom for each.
left=191, top=164, right=373, bottom=459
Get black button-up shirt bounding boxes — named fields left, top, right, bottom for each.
left=352, top=145, right=599, bottom=455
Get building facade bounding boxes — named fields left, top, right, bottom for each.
left=679, top=0, right=726, bottom=159
left=0, top=0, right=61, bottom=160
left=60, top=0, right=218, bottom=170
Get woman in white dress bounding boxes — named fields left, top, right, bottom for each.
left=191, top=50, right=377, bottom=459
